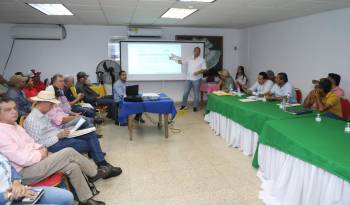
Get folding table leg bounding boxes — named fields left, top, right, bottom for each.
left=128, top=115, right=133, bottom=141
left=164, top=114, right=169, bottom=138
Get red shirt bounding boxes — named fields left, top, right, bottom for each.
left=33, top=81, right=46, bottom=92
left=23, top=86, right=39, bottom=98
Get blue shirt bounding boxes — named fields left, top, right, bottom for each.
left=113, top=80, right=126, bottom=103
left=6, top=87, right=31, bottom=116
left=270, top=82, right=296, bottom=103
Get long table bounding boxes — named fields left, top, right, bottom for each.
left=205, top=94, right=350, bottom=205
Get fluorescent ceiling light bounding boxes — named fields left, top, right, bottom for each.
left=178, top=0, right=216, bottom=2
left=161, top=8, right=198, bottom=19
left=28, top=4, right=73, bottom=16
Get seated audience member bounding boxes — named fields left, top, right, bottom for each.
left=24, top=91, right=122, bottom=177
left=304, top=78, right=342, bottom=118
left=75, top=72, right=117, bottom=119
left=265, top=72, right=296, bottom=103
left=113, top=71, right=144, bottom=124
left=0, top=75, right=8, bottom=97
left=23, top=75, right=39, bottom=101
left=242, top=72, right=274, bottom=96
left=46, top=74, right=95, bottom=128
left=0, top=153, right=74, bottom=205
left=64, top=75, right=96, bottom=118
left=266, top=70, right=275, bottom=83
left=218, top=69, right=235, bottom=92
left=0, top=97, right=108, bottom=205
left=328, top=73, right=345, bottom=97
left=29, top=69, right=46, bottom=92
left=5, top=75, right=32, bottom=117
left=235, top=66, right=248, bottom=88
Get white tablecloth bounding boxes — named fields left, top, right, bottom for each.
left=204, top=112, right=258, bottom=156
left=205, top=111, right=350, bottom=205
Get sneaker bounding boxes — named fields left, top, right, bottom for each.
left=193, top=107, right=197, bottom=112
left=179, top=106, right=187, bottom=110
left=134, top=118, right=145, bottom=123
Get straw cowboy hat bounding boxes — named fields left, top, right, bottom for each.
left=218, top=69, right=230, bottom=77
left=31, top=90, right=60, bottom=104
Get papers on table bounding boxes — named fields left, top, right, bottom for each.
left=212, top=91, right=233, bottom=96
left=70, top=118, right=86, bottom=132
left=276, top=103, right=301, bottom=108
left=239, top=98, right=258, bottom=102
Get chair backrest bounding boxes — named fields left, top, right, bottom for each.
left=295, top=88, right=302, bottom=104
left=19, top=116, right=26, bottom=127
left=340, top=98, right=350, bottom=120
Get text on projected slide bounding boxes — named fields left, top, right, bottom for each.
left=128, top=43, right=181, bottom=75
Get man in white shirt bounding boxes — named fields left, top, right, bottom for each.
left=243, top=72, right=274, bottom=96
left=265, top=72, right=296, bottom=103
left=173, top=47, right=207, bottom=112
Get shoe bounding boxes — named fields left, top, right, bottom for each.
left=134, top=118, right=145, bottom=123
left=193, top=107, right=197, bottom=112
left=103, top=163, right=123, bottom=179
left=179, top=106, right=187, bottom=110
left=97, top=134, right=103, bottom=139
left=88, top=166, right=112, bottom=183
left=93, top=118, right=104, bottom=124
left=79, top=198, right=105, bottom=205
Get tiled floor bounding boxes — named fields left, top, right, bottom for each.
left=94, top=109, right=263, bottom=205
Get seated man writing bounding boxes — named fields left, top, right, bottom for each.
left=265, top=72, right=296, bottom=103
left=24, top=91, right=122, bottom=179
left=304, top=78, right=343, bottom=118
left=0, top=97, right=107, bottom=205
left=0, top=153, right=74, bottom=205
left=242, top=72, right=274, bottom=96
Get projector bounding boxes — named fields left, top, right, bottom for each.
left=142, top=93, right=160, bottom=101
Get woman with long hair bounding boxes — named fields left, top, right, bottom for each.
left=235, top=66, right=248, bottom=88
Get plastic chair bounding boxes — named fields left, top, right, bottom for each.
left=295, top=88, right=302, bottom=104
left=340, top=98, right=350, bottom=120
left=31, top=172, right=70, bottom=191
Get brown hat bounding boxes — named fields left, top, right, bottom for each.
left=8, top=75, right=28, bottom=87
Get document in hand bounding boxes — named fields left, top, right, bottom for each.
left=70, top=118, right=86, bottom=132
left=80, top=103, right=94, bottom=109
left=68, top=127, right=97, bottom=138
left=15, top=188, right=44, bottom=205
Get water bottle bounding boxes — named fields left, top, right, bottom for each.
left=315, top=113, right=322, bottom=123
left=237, top=85, right=242, bottom=96
left=280, top=98, right=286, bottom=110
left=229, top=84, right=233, bottom=94
left=345, top=122, right=350, bottom=133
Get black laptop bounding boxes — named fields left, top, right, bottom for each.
left=125, top=85, right=142, bottom=102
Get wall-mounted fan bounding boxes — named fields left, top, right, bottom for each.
left=96, top=60, right=121, bottom=85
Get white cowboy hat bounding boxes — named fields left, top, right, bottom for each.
left=31, top=90, right=60, bottom=104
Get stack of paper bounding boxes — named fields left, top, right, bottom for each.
left=212, top=91, right=233, bottom=96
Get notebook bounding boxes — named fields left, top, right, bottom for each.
left=286, top=107, right=313, bottom=115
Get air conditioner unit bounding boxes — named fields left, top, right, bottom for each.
left=128, top=27, right=162, bottom=38
left=10, top=24, right=65, bottom=40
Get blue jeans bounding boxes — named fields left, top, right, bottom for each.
left=48, top=131, right=105, bottom=163
left=182, top=79, right=201, bottom=108
left=37, top=186, right=74, bottom=205
left=71, top=105, right=96, bottom=118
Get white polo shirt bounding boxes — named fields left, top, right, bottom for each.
left=249, top=80, right=274, bottom=95
left=183, top=56, right=207, bottom=81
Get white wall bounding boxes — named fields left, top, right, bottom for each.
left=0, top=24, right=241, bottom=101
left=241, top=7, right=350, bottom=98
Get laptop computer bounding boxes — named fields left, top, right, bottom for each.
left=126, top=85, right=139, bottom=97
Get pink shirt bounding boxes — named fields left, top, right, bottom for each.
left=332, top=87, right=345, bottom=97
left=0, top=122, right=42, bottom=172
left=47, top=105, right=69, bottom=127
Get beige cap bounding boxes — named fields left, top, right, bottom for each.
left=31, top=91, right=60, bottom=104
left=8, top=75, right=28, bottom=86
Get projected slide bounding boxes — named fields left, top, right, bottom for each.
left=128, top=43, right=181, bottom=75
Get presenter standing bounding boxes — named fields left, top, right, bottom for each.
left=171, top=47, right=207, bottom=112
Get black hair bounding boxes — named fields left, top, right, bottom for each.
left=277, top=72, right=288, bottom=83
left=235, top=66, right=247, bottom=81
left=328, top=73, right=341, bottom=86
left=258, top=72, right=268, bottom=80
left=119, top=70, right=126, bottom=76
left=319, top=78, right=332, bottom=94
left=14, top=72, right=24, bottom=76
left=194, top=47, right=201, bottom=52
left=0, top=97, right=15, bottom=104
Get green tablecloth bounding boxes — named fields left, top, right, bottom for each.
left=253, top=117, right=350, bottom=182
left=206, top=94, right=311, bottom=134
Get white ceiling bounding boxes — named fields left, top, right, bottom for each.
left=0, top=0, right=350, bottom=28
